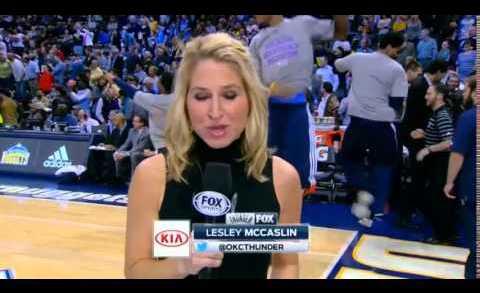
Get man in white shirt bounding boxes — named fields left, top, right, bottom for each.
left=315, top=56, right=339, bottom=92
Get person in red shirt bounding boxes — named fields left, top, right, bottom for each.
left=38, top=65, right=54, bottom=94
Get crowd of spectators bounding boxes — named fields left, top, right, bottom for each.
left=0, top=15, right=476, bottom=189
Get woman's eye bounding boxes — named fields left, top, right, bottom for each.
left=194, top=94, right=209, bottom=101
left=224, top=92, right=238, bottom=100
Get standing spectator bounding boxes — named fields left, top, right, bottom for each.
left=335, top=32, right=408, bottom=226
left=108, top=71, right=173, bottom=151
left=406, top=15, right=422, bottom=44
left=133, top=63, right=147, bottom=85
left=98, top=50, right=111, bottom=72
left=445, top=72, right=464, bottom=123
left=0, top=52, right=13, bottom=91
left=396, top=33, right=416, bottom=67
left=52, top=55, right=66, bottom=86
left=101, top=83, right=121, bottom=123
left=412, top=83, right=455, bottom=245
left=0, top=36, right=7, bottom=55
left=68, top=79, right=91, bottom=112
left=416, top=29, right=438, bottom=69
left=25, top=52, right=40, bottom=95
left=377, top=15, right=392, bottom=35
left=392, top=15, right=407, bottom=33
left=38, top=64, right=54, bottom=94
left=437, top=40, right=451, bottom=63
left=405, top=59, right=423, bottom=84
left=143, top=65, right=159, bottom=93
left=458, top=15, right=476, bottom=41
left=398, top=60, right=448, bottom=225
left=110, top=47, right=124, bottom=77
left=456, top=39, right=476, bottom=82
left=7, top=53, right=26, bottom=101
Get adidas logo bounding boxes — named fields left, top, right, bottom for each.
left=43, top=146, right=72, bottom=169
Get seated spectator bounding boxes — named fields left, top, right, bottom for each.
left=357, top=38, right=373, bottom=53
left=113, top=114, right=153, bottom=182
left=77, top=109, right=99, bottom=134
left=48, top=103, right=78, bottom=128
left=0, top=88, right=18, bottom=127
left=317, top=82, right=340, bottom=119
left=25, top=99, right=50, bottom=129
left=105, top=112, right=130, bottom=149
left=315, top=56, right=339, bottom=92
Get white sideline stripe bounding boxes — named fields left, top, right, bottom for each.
left=0, top=193, right=127, bottom=209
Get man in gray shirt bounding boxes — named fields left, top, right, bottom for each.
left=250, top=15, right=348, bottom=191
left=334, top=32, right=408, bottom=226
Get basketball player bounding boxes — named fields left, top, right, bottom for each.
left=249, top=15, right=348, bottom=192
left=334, top=32, right=409, bottom=226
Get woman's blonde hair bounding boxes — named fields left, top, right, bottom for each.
left=164, top=32, right=270, bottom=183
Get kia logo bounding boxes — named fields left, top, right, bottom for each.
left=155, top=230, right=189, bottom=247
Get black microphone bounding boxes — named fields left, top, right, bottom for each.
left=198, top=162, right=232, bottom=279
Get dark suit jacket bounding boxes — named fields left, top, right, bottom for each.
left=401, top=75, right=432, bottom=148
left=106, top=124, right=130, bottom=148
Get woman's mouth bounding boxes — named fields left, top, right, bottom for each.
left=207, top=125, right=228, bottom=138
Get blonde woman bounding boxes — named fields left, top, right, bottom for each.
left=125, top=33, right=303, bottom=279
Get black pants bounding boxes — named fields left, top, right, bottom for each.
left=423, top=152, right=457, bottom=241
left=396, top=141, right=427, bottom=219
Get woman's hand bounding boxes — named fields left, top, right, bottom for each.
left=176, top=238, right=224, bottom=276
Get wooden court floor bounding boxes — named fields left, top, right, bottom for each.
left=0, top=195, right=355, bottom=279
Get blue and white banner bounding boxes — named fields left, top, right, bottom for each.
left=193, top=239, right=308, bottom=253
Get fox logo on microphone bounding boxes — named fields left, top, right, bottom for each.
left=193, top=191, right=231, bottom=217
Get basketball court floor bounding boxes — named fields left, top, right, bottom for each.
left=0, top=174, right=471, bottom=279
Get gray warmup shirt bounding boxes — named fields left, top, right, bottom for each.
left=249, top=16, right=335, bottom=94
